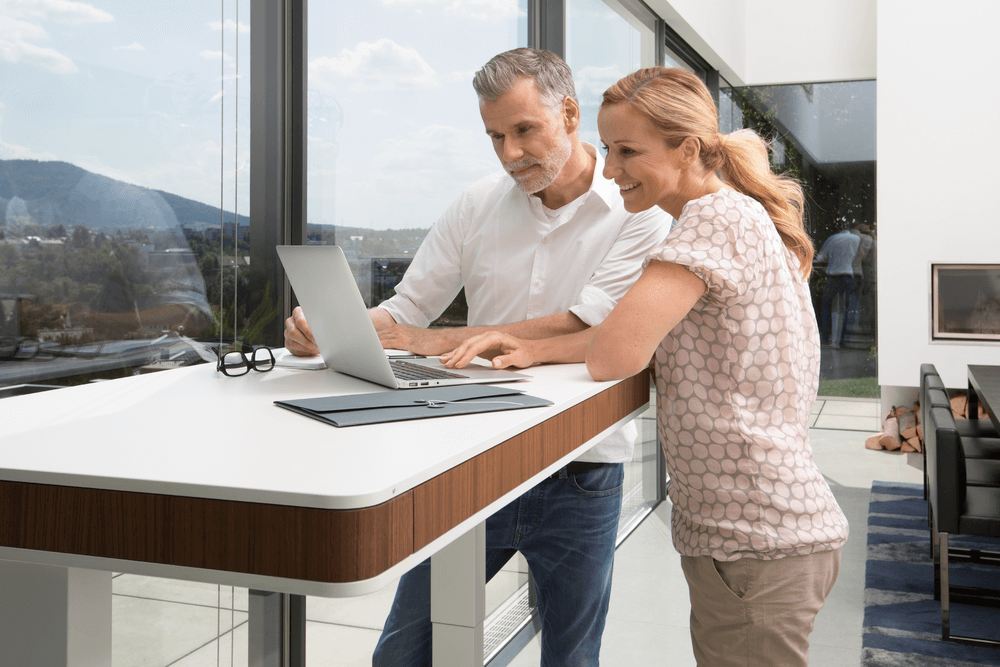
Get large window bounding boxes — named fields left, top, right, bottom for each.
left=565, top=0, right=656, bottom=150
left=0, top=0, right=250, bottom=392
left=305, top=0, right=528, bottom=655
left=306, top=0, right=526, bottom=323
left=719, top=79, right=878, bottom=396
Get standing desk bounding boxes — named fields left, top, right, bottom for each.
left=0, top=360, right=649, bottom=666
left=968, top=365, right=1000, bottom=432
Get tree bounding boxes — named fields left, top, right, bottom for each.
left=71, top=226, right=92, bottom=249
left=97, top=265, right=135, bottom=313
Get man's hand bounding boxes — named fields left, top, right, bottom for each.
left=440, top=332, right=538, bottom=369
left=284, top=306, right=319, bottom=357
left=376, top=323, right=459, bottom=356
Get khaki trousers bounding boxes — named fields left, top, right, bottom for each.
left=680, top=548, right=841, bottom=667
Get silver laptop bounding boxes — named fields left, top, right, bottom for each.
left=276, top=245, right=530, bottom=389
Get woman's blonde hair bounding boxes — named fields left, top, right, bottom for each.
left=602, top=67, right=813, bottom=277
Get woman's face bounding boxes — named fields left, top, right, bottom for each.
left=598, top=103, right=685, bottom=215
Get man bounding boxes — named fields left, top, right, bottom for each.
left=284, top=48, right=670, bottom=665
left=815, top=224, right=860, bottom=347
left=848, top=223, right=875, bottom=330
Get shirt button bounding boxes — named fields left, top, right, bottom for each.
left=534, top=280, right=541, bottom=286
left=541, top=238, right=547, bottom=244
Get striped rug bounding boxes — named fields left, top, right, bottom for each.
left=864, top=481, right=1000, bottom=665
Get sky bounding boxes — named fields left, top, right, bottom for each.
left=0, top=0, right=660, bottom=230
left=1, top=0, right=252, bottom=222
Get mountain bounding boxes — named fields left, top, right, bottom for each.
left=0, top=159, right=250, bottom=235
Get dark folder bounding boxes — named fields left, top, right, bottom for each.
left=274, top=384, right=553, bottom=427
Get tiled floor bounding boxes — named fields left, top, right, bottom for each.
left=107, top=397, right=917, bottom=666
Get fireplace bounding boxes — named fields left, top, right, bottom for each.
left=932, top=264, right=1000, bottom=341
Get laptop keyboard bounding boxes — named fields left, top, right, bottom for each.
left=390, top=359, right=466, bottom=381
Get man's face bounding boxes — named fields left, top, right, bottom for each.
left=480, top=77, right=573, bottom=195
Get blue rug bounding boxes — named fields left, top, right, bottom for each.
left=864, top=481, right=1000, bottom=665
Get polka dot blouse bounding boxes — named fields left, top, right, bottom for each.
left=647, top=189, right=849, bottom=561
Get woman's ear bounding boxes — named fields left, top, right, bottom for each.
left=679, top=136, right=701, bottom=166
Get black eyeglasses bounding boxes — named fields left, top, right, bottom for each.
left=215, top=345, right=276, bottom=377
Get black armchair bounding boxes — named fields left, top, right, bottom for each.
left=926, top=404, right=1000, bottom=646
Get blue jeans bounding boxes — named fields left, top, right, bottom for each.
left=372, top=462, right=624, bottom=667
left=820, top=275, right=854, bottom=345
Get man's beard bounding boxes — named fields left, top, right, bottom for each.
left=505, top=133, right=573, bottom=195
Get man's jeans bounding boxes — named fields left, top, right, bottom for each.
left=820, top=275, right=854, bottom=345
left=372, top=462, right=624, bottom=667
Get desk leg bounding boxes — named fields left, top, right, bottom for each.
left=248, top=590, right=306, bottom=667
left=969, top=379, right=980, bottom=419
left=0, top=561, right=111, bottom=667
left=431, top=521, right=486, bottom=666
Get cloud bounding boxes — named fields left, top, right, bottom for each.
left=379, top=0, right=524, bottom=21
left=209, top=19, right=250, bottom=33
left=1, top=0, right=113, bottom=24
left=372, top=124, right=495, bottom=185
left=312, top=123, right=497, bottom=227
left=310, top=39, right=441, bottom=93
left=113, top=42, right=144, bottom=51
left=445, top=70, right=475, bottom=85
left=575, top=65, right=625, bottom=105
left=200, top=50, right=233, bottom=63
left=0, top=17, right=77, bottom=73
left=0, top=0, right=113, bottom=74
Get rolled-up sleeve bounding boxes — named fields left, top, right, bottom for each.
left=569, top=207, right=672, bottom=326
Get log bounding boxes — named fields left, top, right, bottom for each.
left=865, top=433, right=884, bottom=450
left=880, top=414, right=902, bottom=451
left=901, top=440, right=917, bottom=453
left=898, top=408, right=917, bottom=435
left=951, top=395, right=968, bottom=419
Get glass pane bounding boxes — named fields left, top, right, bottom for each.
left=306, top=0, right=526, bottom=326
left=306, top=0, right=527, bottom=632
left=0, top=0, right=249, bottom=392
left=566, top=0, right=661, bottom=535
left=565, top=0, right=654, bottom=151
left=721, top=80, right=878, bottom=397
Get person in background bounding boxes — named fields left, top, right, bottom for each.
left=443, top=66, right=849, bottom=667
left=284, top=48, right=670, bottom=666
left=815, top=223, right=860, bottom=347
left=848, top=223, right=875, bottom=331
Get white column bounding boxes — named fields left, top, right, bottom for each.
left=0, top=561, right=112, bottom=667
left=431, top=522, right=486, bottom=666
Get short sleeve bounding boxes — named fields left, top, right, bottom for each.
left=644, top=190, right=765, bottom=304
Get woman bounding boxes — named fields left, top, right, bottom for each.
left=443, top=67, right=848, bottom=666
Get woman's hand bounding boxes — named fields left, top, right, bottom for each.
left=440, top=332, right=538, bottom=369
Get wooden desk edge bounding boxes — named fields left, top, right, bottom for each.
left=0, top=370, right=650, bottom=584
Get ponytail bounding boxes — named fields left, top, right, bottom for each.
left=602, top=68, right=814, bottom=278
left=717, top=130, right=813, bottom=277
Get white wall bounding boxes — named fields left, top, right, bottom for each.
left=743, top=0, right=875, bottom=85
left=877, top=0, right=1000, bottom=389
left=644, top=0, right=875, bottom=85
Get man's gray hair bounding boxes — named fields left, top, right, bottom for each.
left=473, top=48, right=578, bottom=112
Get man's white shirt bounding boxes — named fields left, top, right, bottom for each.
left=380, top=144, right=672, bottom=462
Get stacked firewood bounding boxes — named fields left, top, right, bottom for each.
left=866, top=403, right=922, bottom=452
left=865, top=392, right=987, bottom=452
